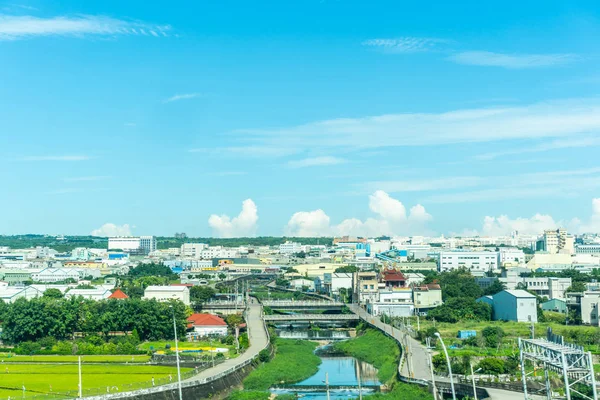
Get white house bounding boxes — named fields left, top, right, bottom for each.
left=187, top=313, right=228, bottom=338
left=289, top=278, right=315, bottom=291
left=331, top=273, right=353, bottom=295
left=65, top=288, right=112, bottom=301
left=143, top=285, right=191, bottom=305
left=371, top=288, right=414, bottom=317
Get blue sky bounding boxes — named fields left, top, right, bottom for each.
left=1, top=0, right=600, bottom=238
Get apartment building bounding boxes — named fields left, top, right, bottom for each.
left=438, top=251, right=499, bottom=273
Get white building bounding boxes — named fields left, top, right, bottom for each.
left=371, top=288, right=414, bottom=317
left=32, top=268, right=81, bottom=283
left=438, top=251, right=499, bottom=273
left=180, top=243, right=208, bottom=258
left=187, top=314, right=228, bottom=338
left=498, top=248, right=525, bottom=267
left=0, top=286, right=42, bottom=303
left=576, top=244, right=600, bottom=255
left=66, top=288, right=112, bottom=301
left=478, top=290, right=538, bottom=323
left=279, top=241, right=303, bottom=255
left=331, top=273, right=353, bottom=295
left=199, top=246, right=239, bottom=259
left=289, top=278, right=315, bottom=291
left=108, top=236, right=156, bottom=254
left=542, top=229, right=574, bottom=254
left=143, top=285, right=191, bottom=305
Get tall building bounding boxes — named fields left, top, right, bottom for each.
left=108, top=236, right=156, bottom=254
left=438, top=251, right=499, bottom=274
left=542, top=229, right=574, bottom=254
left=140, top=236, right=157, bottom=254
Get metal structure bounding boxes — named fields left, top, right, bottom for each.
left=519, top=328, right=597, bottom=400
left=263, top=314, right=359, bottom=321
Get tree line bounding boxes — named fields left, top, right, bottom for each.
left=0, top=295, right=187, bottom=344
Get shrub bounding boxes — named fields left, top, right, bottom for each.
left=477, top=357, right=505, bottom=375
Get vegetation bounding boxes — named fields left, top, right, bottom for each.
left=423, top=269, right=483, bottom=300
left=243, top=339, right=321, bottom=390
left=128, top=262, right=176, bottom=278
left=334, top=265, right=359, bottom=273
left=364, top=382, right=434, bottom=400
left=190, top=286, right=216, bottom=309
left=1, top=296, right=187, bottom=344
left=228, top=391, right=270, bottom=400
left=333, top=326, right=400, bottom=384
left=427, top=297, right=491, bottom=323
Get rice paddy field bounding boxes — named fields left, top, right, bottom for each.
left=0, top=357, right=191, bottom=400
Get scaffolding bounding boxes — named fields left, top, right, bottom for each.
left=519, top=328, right=597, bottom=400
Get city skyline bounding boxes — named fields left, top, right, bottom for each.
left=2, top=1, right=600, bottom=237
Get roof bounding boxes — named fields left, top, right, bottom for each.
left=108, top=289, right=129, bottom=299
left=187, top=313, right=227, bottom=327
left=171, top=283, right=194, bottom=287
left=145, top=285, right=189, bottom=292
left=414, top=283, right=441, bottom=291
left=502, top=289, right=536, bottom=298
left=382, top=270, right=406, bottom=282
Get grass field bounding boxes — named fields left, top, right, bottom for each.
left=0, top=363, right=191, bottom=399
left=414, top=318, right=600, bottom=356
left=0, top=355, right=150, bottom=363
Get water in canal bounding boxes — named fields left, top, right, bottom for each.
left=270, top=346, right=381, bottom=399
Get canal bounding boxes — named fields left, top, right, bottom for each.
left=271, top=328, right=381, bottom=399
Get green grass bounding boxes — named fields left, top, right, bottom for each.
left=0, top=355, right=150, bottom=363
left=139, top=340, right=232, bottom=350
left=363, top=382, right=434, bottom=400
left=242, top=339, right=321, bottom=390
left=333, top=328, right=400, bottom=384
left=0, top=363, right=191, bottom=398
left=415, top=318, right=600, bottom=356
left=227, top=390, right=271, bottom=400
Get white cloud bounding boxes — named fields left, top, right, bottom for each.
left=284, top=190, right=432, bottom=237
left=475, top=136, right=600, bottom=161
left=208, top=199, right=258, bottom=238
left=362, top=37, right=447, bottom=53
left=573, top=198, right=600, bottom=233
left=189, top=146, right=298, bottom=158
left=91, top=223, right=132, bottom=237
left=287, top=156, right=346, bottom=168
left=285, top=209, right=331, bottom=237
left=22, top=155, right=90, bottom=161
left=227, top=98, right=600, bottom=153
left=164, top=93, right=201, bottom=103
left=0, top=15, right=170, bottom=40
left=448, top=51, right=578, bottom=69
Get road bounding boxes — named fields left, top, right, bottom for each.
left=182, top=299, right=269, bottom=383
left=349, top=304, right=537, bottom=400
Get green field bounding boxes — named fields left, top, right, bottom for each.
left=0, top=363, right=191, bottom=399
left=0, top=355, right=150, bottom=363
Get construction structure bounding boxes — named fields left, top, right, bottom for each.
left=519, top=328, right=597, bottom=400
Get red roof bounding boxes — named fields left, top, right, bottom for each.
left=171, top=283, right=194, bottom=287
left=382, top=270, right=406, bottom=282
left=187, top=313, right=227, bottom=327
left=414, top=284, right=441, bottom=291
left=108, top=289, right=129, bottom=299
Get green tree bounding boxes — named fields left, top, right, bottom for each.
left=190, top=286, right=216, bottom=304
left=483, top=280, right=506, bottom=296
left=481, top=326, right=505, bottom=348
left=424, top=269, right=483, bottom=300
left=477, top=357, right=505, bottom=375
left=43, top=288, right=64, bottom=299
left=566, top=281, right=587, bottom=293
left=334, top=265, right=359, bottom=273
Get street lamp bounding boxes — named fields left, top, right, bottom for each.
left=434, top=332, right=456, bottom=400
left=470, top=363, right=482, bottom=400
left=169, top=305, right=183, bottom=400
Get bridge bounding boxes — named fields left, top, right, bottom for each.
left=263, top=314, right=359, bottom=322
left=201, top=301, right=246, bottom=315
left=271, top=384, right=381, bottom=392
left=262, top=300, right=344, bottom=310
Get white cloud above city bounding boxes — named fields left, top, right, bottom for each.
left=208, top=199, right=259, bottom=238
left=91, top=223, right=133, bottom=237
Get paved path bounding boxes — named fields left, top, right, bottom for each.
left=182, top=299, right=269, bottom=383
left=349, top=304, right=538, bottom=400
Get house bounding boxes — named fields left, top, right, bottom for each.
left=108, top=289, right=129, bottom=300
left=143, top=285, right=191, bottom=305
left=66, top=288, right=112, bottom=301
left=413, top=284, right=443, bottom=312
left=330, top=273, right=353, bottom=295
left=541, top=298, right=567, bottom=314
left=289, top=278, right=315, bottom=291
left=381, top=269, right=406, bottom=289
left=371, top=287, right=414, bottom=317
left=354, top=271, right=378, bottom=305
left=0, top=286, right=42, bottom=303
left=478, top=290, right=538, bottom=323
left=187, top=313, right=228, bottom=338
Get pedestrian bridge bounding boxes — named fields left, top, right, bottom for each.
left=262, top=300, right=345, bottom=310
left=263, top=314, right=359, bottom=322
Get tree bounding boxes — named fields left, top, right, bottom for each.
left=43, top=288, right=64, bottom=299
left=427, top=298, right=491, bottom=323
left=424, top=269, right=483, bottom=300
left=566, top=281, right=587, bottom=293
left=128, top=262, right=175, bottom=278
left=334, top=265, right=358, bottom=273
left=483, top=280, right=506, bottom=296
left=293, top=251, right=306, bottom=259
left=477, top=357, right=505, bottom=375
left=225, top=314, right=244, bottom=327
left=481, top=326, right=504, bottom=348
left=218, top=273, right=227, bottom=281
left=190, top=286, right=216, bottom=305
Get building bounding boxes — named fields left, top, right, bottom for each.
left=355, top=271, right=378, bottom=305
left=108, top=289, right=129, bottom=300
left=381, top=269, right=407, bottom=289
left=0, top=269, right=32, bottom=284
left=32, top=268, right=81, bottom=283
left=478, top=290, right=538, bottom=323
left=180, top=243, right=208, bottom=258
left=575, top=244, right=600, bottom=255
left=413, top=284, right=443, bottom=312
left=187, top=313, right=228, bottom=338
left=371, top=288, right=414, bottom=317
left=541, top=229, right=574, bottom=254
left=279, top=241, right=303, bottom=255
left=143, top=285, right=191, bottom=305
left=438, top=251, right=499, bottom=273
left=289, top=278, right=315, bottom=291
left=541, top=298, right=567, bottom=314
left=108, top=236, right=156, bottom=254
left=330, top=273, right=353, bottom=295
left=0, top=286, right=42, bottom=303
left=65, top=288, right=112, bottom=301
left=523, top=277, right=571, bottom=300
left=579, top=291, right=600, bottom=326
left=498, top=248, right=525, bottom=267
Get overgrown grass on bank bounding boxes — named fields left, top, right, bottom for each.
left=243, top=338, right=321, bottom=390
left=365, top=383, right=434, bottom=400
left=333, top=326, right=399, bottom=384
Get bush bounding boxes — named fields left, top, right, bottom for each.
left=477, top=357, right=505, bottom=375
left=258, top=349, right=270, bottom=363
left=15, top=341, right=41, bottom=355
left=482, top=326, right=505, bottom=348
left=228, top=391, right=270, bottom=400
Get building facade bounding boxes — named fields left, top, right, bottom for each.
left=438, top=251, right=499, bottom=273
